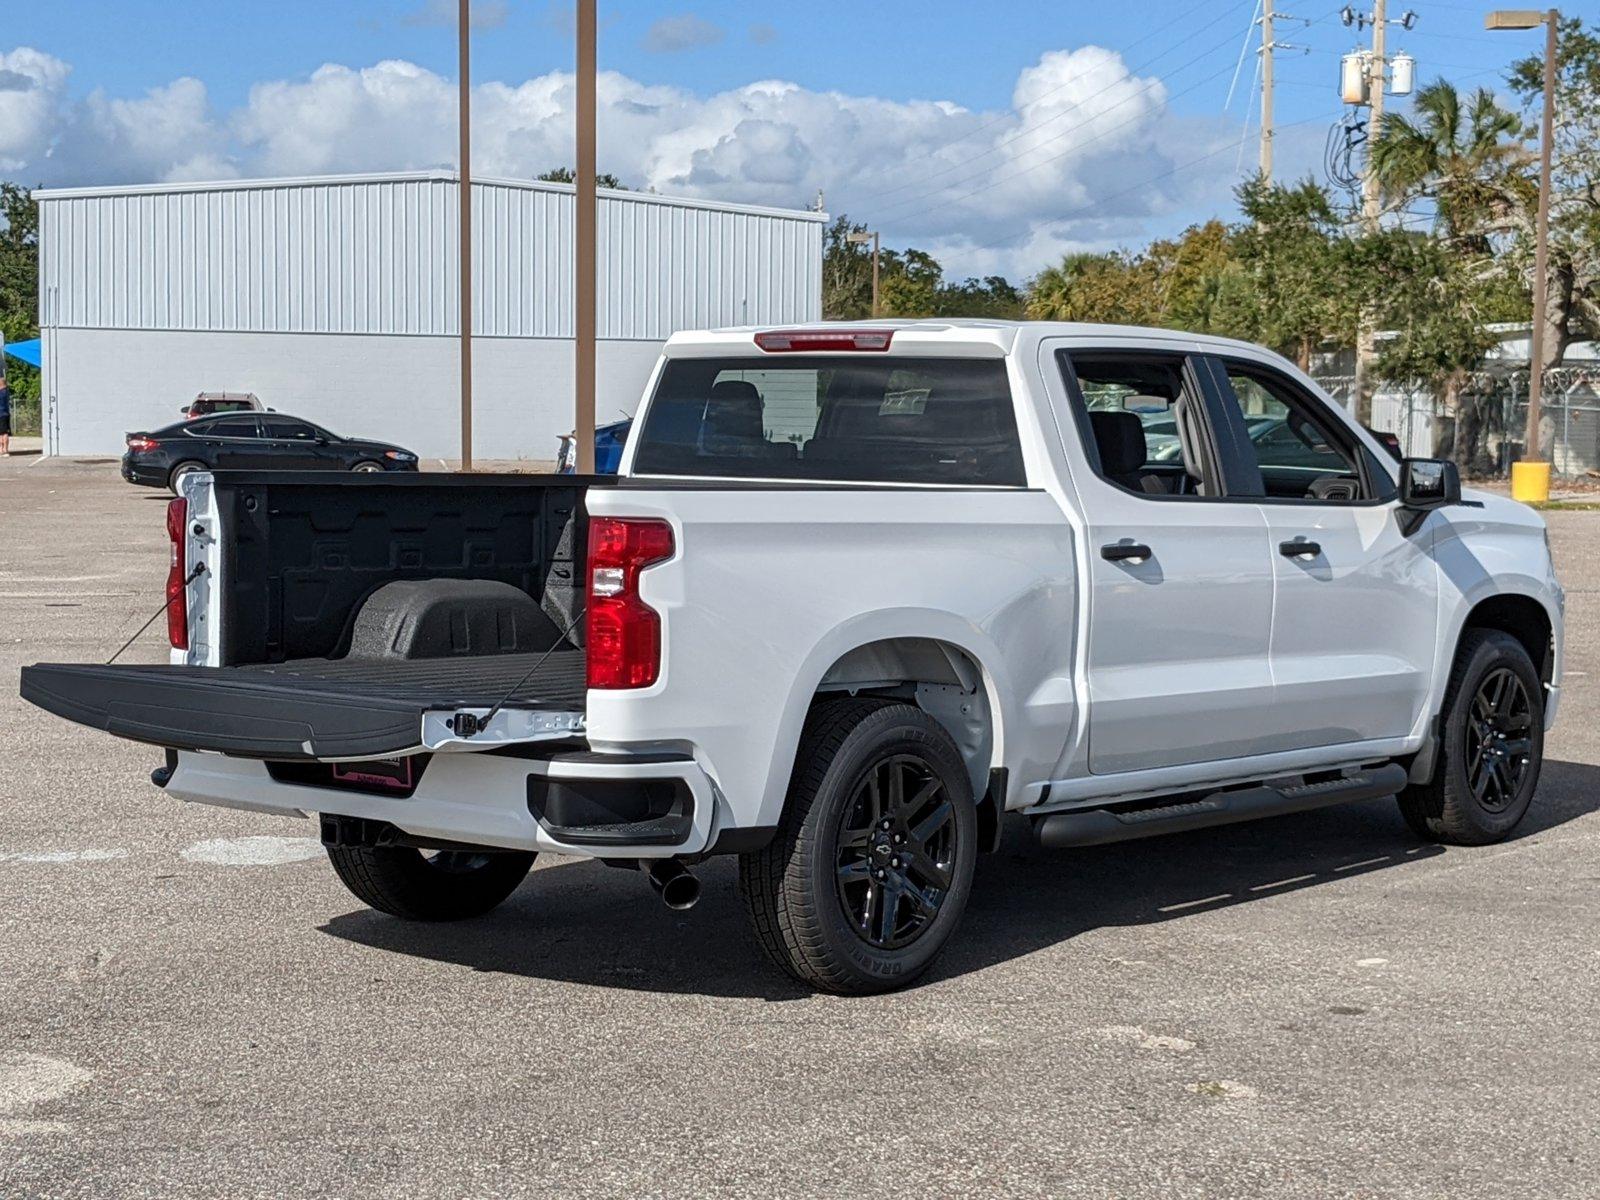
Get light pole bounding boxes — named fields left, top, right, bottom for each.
left=574, top=0, right=597, bottom=474
left=457, top=0, right=473, bottom=472
left=1487, top=8, right=1559, bottom=470
left=847, top=229, right=880, bottom=318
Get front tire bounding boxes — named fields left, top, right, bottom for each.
left=739, top=699, right=978, bottom=995
left=351, top=460, right=384, bottom=473
left=1398, top=628, right=1544, bottom=845
left=327, top=845, right=535, bottom=920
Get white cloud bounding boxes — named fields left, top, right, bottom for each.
left=643, top=15, right=726, bottom=54
left=0, top=42, right=1248, bottom=278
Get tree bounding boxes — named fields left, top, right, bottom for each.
left=0, top=181, right=41, bottom=425
left=1224, top=178, right=1358, bottom=367
left=822, top=215, right=1025, bottom=321
left=537, top=167, right=627, bottom=189
left=1025, top=250, right=1163, bottom=325
left=1508, top=16, right=1600, bottom=366
left=1370, top=80, right=1528, bottom=247
left=1353, top=228, right=1501, bottom=471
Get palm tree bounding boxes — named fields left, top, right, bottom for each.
left=1370, top=80, right=1529, bottom=246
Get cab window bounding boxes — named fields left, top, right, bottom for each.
left=1217, top=362, right=1380, bottom=503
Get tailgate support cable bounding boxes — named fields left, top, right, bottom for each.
left=451, top=607, right=586, bottom=739
left=106, top=563, right=206, bottom=665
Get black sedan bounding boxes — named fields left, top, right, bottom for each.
left=122, top=412, right=420, bottom=491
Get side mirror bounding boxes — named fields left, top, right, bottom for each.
left=1399, top=458, right=1460, bottom=510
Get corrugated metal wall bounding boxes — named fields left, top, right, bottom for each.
left=37, top=173, right=824, bottom=340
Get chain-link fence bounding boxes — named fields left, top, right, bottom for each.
left=1313, top=367, right=1600, bottom=480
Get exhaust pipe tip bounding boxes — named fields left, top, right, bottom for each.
left=643, top=859, right=700, bottom=911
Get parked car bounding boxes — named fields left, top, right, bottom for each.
left=28, top=322, right=1561, bottom=995
left=557, top=416, right=632, bottom=473
left=182, top=392, right=263, bottom=420
left=122, top=412, right=419, bottom=491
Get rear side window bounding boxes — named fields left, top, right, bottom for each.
left=196, top=416, right=259, bottom=438
left=631, top=356, right=1025, bottom=486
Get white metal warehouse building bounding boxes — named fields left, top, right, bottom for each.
left=33, top=172, right=826, bottom=459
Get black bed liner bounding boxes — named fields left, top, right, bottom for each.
left=20, top=650, right=586, bottom=762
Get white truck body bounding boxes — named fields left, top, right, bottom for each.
left=22, top=319, right=1562, bottom=990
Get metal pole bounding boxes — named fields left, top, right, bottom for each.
left=1524, top=8, right=1558, bottom=462
left=1353, top=0, right=1387, bottom=425
left=457, top=0, right=473, bottom=472
left=1260, top=0, right=1274, bottom=181
left=574, top=0, right=598, bottom=475
left=870, top=232, right=881, bottom=319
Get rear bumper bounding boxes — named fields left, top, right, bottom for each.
left=121, top=455, right=168, bottom=487
left=163, top=748, right=720, bottom=858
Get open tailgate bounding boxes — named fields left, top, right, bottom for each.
left=20, top=651, right=586, bottom=761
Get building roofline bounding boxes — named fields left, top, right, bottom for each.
left=32, top=170, right=829, bottom=223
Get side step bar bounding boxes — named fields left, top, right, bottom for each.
left=1035, top=763, right=1409, bottom=850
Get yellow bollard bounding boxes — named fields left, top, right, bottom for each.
left=1510, top=460, right=1552, bottom=504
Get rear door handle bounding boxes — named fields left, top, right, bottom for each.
left=1101, top=541, right=1153, bottom=563
left=1279, top=538, right=1322, bottom=559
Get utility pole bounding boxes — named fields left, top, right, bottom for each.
left=1260, top=0, right=1275, bottom=181
left=1352, top=0, right=1387, bottom=425
left=457, top=0, right=473, bottom=471
left=574, top=0, right=597, bottom=475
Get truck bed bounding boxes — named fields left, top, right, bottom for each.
left=20, top=649, right=586, bottom=761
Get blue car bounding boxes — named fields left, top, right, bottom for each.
left=557, top=417, right=631, bottom=474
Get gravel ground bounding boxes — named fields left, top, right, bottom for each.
left=2, top=457, right=1597, bottom=1199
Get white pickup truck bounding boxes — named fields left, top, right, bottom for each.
left=23, top=321, right=1563, bottom=994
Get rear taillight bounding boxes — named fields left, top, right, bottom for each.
left=166, top=498, right=188, bottom=651
left=754, top=329, right=894, bottom=353
left=585, top=517, right=674, bottom=689
left=126, top=436, right=158, bottom=453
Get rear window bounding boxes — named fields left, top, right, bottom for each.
left=630, top=356, right=1025, bottom=486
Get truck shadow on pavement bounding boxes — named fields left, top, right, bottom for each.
left=319, top=758, right=1600, bottom=1000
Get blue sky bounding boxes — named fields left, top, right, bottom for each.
left=4, top=0, right=1539, bottom=278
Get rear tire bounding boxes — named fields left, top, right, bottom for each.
left=168, top=460, right=206, bottom=493
left=738, top=698, right=978, bottom=995
left=326, top=845, right=535, bottom=920
left=1398, top=628, right=1544, bottom=845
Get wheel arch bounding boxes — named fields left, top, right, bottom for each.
left=1459, top=592, right=1554, bottom=687
left=1410, top=587, right=1558, bottom=787
left=758, top=613, right=1014, bottom=845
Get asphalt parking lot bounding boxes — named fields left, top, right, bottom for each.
left=3, top=456, right=1597, bottom=1199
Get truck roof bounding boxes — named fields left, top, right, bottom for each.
left=663, top=319, right=1292, bottom=362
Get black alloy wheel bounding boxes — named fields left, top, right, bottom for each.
left=1465, top=666, right=1535, bottom=813
left=835, top=754, right=959, bottom=950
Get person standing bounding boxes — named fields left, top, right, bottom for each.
left=0, top=375, right=12, bottom=456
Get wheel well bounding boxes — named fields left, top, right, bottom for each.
left=1462, top=594, right=1553, bottom=684
left=814, top=637, right=999, bottom=839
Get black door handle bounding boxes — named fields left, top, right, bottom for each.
left=1101, top=541, right=1153, bottom=563
left=1279, top=539, right=1322, bottom=559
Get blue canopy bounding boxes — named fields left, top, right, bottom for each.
left=3, top=338, right=41, bottom=368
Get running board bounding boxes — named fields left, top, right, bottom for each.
left=1034, top=763, right=1409, bottom=850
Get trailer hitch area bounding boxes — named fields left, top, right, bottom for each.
left=450, top=710, right=487, bottom=738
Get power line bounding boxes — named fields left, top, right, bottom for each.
left=867, top=3, right=1349, bottom=226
